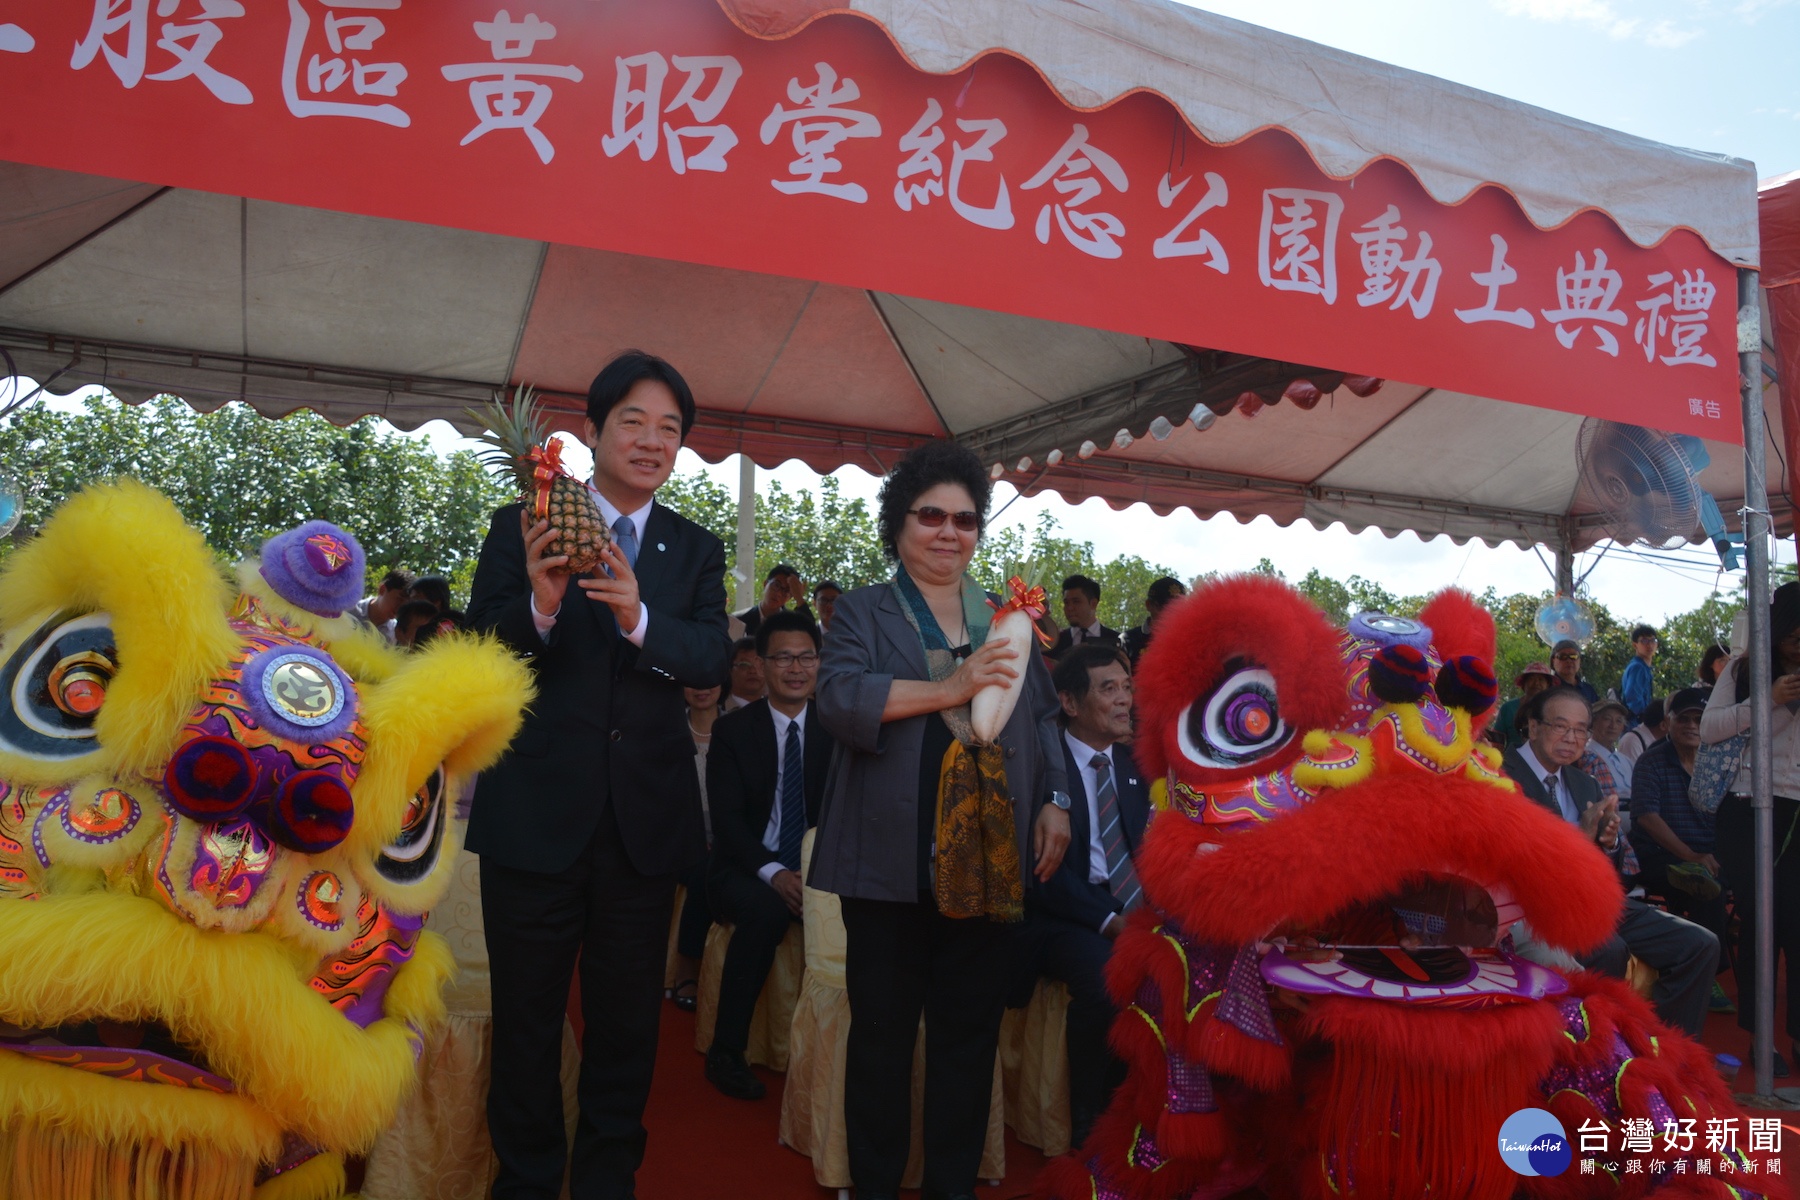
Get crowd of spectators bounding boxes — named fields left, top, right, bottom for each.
left=354, top=568, right=467, bottom=648
left=1484, top=596, right=1800, bottom=1072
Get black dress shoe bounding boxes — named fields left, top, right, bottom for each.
left=703, top=1046, right=767, bottom=1100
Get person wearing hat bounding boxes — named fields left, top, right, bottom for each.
left=1551, top=639, right=1600, bottom=705
left=1628, top=687, right=1736, bottom=1014
left=1582, top=698, right=1634, bottom=804
left=1495, top=662, right=1556, bottom=751
left=1704, top=581, right=1800, bottom=1074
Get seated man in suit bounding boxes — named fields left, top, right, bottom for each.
left=704, top=610, right=835, bottom=1099
left=1501, top=685, right=1719, bottom=1037
left=1050, top=574, right=1120, bottom=659
left=1013, top=643, right=1149, bottom=1146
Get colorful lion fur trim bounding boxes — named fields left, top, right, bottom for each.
left=0, top=481, right=532, bottom=1200
left=1038, top=578, right=1783, bottom=1200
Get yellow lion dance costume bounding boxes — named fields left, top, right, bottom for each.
left=0, top=481, right=533, bottom=1200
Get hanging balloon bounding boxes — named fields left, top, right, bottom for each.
left=0, top=473, right=19, bottom=539
left=1534, top=594, right=1596, bottom=649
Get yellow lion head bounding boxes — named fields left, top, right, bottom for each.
left=0, top=481, right=532, bottom=1200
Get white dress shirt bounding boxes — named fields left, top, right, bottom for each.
left=1517, top=743, right=1577, bottom=824
left=529, top=485, right=651, bottom=646
left=1068, top=621, right=1103, bottom=644
left=758, top=706, right=806, bottom=884
left=1065, top=730, right=1116, bottom=887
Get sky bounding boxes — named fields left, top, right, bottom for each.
left=10, top=0, right=1800, bottom=624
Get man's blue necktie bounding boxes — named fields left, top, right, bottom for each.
left=612, top=514, right=639, bottom=568
left=778, top=719, right=806, bottom=872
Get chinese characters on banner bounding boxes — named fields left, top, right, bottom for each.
left=8, top=0, right=1738, bottom=439
left=1575, top=1116, right=1784, bottom=1178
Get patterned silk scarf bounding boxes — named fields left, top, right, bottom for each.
left=891, top=565, right=1024, bottom=923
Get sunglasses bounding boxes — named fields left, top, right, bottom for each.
left=909, top=506, right=980, bottom=532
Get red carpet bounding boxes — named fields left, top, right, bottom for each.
left=568, top=974, right=1800, bottom=1198
left=634, top=1001, right=1048, bottom=1200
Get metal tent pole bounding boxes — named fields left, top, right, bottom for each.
left=735, top=454, right=757, bottom=614
left=1739, top=268, right=1777, bottom=1099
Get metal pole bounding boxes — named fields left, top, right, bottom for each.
left=735, top=453, right=757, bottom=613
left=1739, top=268, right=1777, bottom=1098
left=1553, top=541, right=1575, bottom=597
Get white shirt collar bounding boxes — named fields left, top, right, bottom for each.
left=1517, top=742, right=1557, bottom=785
left=1065, top=729, right=1113, bottom=769
left=586, top=482, right=654, bottom=540
left=771, top=703, right=805, bottom=743
left=1079, top=620, right=1101, bottom=638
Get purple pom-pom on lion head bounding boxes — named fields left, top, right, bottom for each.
left=1435, top=655, right=1498, bottom=715
left=259, top=521, right=365, bottom=617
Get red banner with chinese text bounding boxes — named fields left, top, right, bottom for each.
left=0, top=0, right=1742, bottom=440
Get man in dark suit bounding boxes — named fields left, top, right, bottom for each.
left=703, top=610, right=834, bottom=1101
left=1121, top=575, right=1186, bottom=671
left=1501, top=685, right=1718, bottom=1037
left=736, top=563, right=811, bottom=637
left=1049, top=574, right=1120, bottom=660
left=467, top=351, right=733, bottom=1200
left=1013, top=643, right=1149, bottom=1146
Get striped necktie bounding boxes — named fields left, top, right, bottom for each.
left=777, top=719, right=806, bottom=872
left=1092, top=752, right=1141, bottom=911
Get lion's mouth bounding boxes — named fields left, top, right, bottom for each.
left=0, top=1018, right=234, bottom=1092
left=1258, top=872, right=1566, bottom=1006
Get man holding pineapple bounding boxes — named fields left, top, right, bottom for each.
left=467, top=351, right=734, bottom=1200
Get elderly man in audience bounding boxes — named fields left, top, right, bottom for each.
left=703, top=611, right=836, bottom=1100
left=1011, top=643, right=1149, bottom=1147
left=1582, top=699, right=1634, bottom=805
left=1629, top=687, right=1735, bottom=1012
left=1502, top=686, right=1718, bottom=1036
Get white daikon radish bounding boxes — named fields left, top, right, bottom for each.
left=969, top=598, right=1038, bottom=744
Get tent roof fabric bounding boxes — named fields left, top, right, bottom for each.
left=719, top=0, right=1762, bottom=266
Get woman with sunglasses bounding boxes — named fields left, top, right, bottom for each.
left=812, top=440, right=1071, bottom=1200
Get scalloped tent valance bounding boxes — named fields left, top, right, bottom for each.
left=717, top=0, right=1761, bottom=267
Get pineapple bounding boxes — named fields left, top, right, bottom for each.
left=467, top=384, right=612, bottom=573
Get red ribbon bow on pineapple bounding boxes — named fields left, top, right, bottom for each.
left=525, top=441, right=569, bottom=520
left=988, top=577, right=1056, bottom=648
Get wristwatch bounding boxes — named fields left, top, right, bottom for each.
left=1048, top=790, right=1072, bottom=811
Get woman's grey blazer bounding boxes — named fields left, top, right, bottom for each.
left=808, top=581, right=1068, bottom=903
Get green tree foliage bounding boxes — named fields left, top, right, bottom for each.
left=0, top=396, right=512, bottom=603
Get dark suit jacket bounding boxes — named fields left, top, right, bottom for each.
left=811, top=582, right=1068, bottom=902
left=738, top=602, right=813, bottom=637
left=466, top=500, right=733, bottom=876
left=1122, top=624, right=1151, bottom=670
left=1033, top=736, right=1151, bottom=930
left=1501, top=747, right=1624, bottom=873
left=707, top=698, right=834, bottom=886
left=1050, top=624, right=1121, bottom=659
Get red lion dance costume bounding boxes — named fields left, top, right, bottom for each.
left=1039, top=576, right=1780, bottom=1200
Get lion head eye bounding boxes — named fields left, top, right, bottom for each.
left=375, top=767, right=446, bottom=884
left=1175, top=666, right=1292, bottom=770
left=2, top=612, right=117, bottom=760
